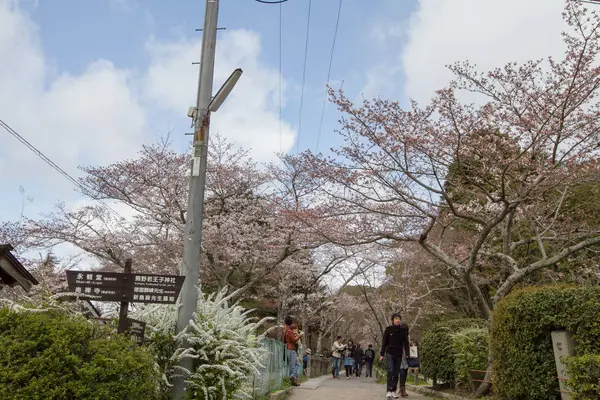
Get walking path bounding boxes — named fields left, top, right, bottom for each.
left=288, top=375, right=432, bottom=400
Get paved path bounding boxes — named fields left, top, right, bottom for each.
left=288, top=375, right=432, bottom=400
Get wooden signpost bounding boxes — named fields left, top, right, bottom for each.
left=65, top=258, right=184, bottom=340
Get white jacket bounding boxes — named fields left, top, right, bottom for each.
left=331, top=340, right=346, bottom=358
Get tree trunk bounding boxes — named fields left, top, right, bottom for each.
left=474, top=358, right=493, bottom=397
left=463, top=271, right=493, bottom=320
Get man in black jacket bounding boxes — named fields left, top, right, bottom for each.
left=379, top=313, right=410, bottom=398
left=354, top=343, right=364, bottom=377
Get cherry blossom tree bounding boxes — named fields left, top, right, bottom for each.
left=300, top=2, right=600, bottom=323
left=23, top=136, right=324, bottom=300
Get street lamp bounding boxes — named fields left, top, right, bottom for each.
left=209, top=68, right=243, bottom=112
left=187, top=68, right=244, bottom=119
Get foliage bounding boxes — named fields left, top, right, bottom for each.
left=420, top=318, right=487, bottom=386
left=451, top=327, right=488, bottom=390
left=0, top=307, right=160, bottom=400
left=129, top=289, right=269, bottom=400
left=295, top=0, right=600, bottom=321
left=23, top=136, right=322, bottom=301
left=146, top=330, right=180, bottom=399
left=490, top=286, right=600, bottom=400
left=565, top=354, right=600, bottom=400
left=178, top=289, right=268, bottom=399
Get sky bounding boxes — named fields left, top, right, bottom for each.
left=0, top=0, right=570, bottom=263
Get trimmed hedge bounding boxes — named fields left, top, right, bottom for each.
left=565, top=354, right=600, bottom=399
left=491, top=286, right=600, bottom=400
left=451, top=327, right=489, bottom=389
left=0, top=308, right=161, bottom=399
left=420, top=318, right=487, bottom=386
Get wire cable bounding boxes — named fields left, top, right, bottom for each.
left=254, top=0, right=288, bottom=3
left=0, top=118, right=127, bottom=221
left=296, top=0, right=312, bottom=154
left=316, top=0, right=343, bottom=154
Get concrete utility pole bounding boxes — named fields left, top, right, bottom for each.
left=172, top=0, right=219, bottom=398
left=172, top=0, right=242, bottom=397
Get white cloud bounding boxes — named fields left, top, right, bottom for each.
left=401, top=0, right=567, bottom=104
left=0, top=0, right=295, bottom=269
left=0, top=0, right=292, bottom=221
left=143, top=29, right=296, bottom=161
left=361, top=63, right=402, bottom=100
left=0, top=0, right=146, bottom=190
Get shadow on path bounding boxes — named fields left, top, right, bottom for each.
left=288, top=376, right=432, bottom=400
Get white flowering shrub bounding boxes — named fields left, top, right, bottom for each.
left=129, top=288, right=269, bottom=400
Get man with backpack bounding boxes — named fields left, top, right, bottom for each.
left=364, top=344, right=376, bottom=378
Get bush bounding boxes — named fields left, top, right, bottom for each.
left=451, top=327, right=489, bottom=389
left=420, top=318, right=487, bottom=386
left=0, top=308, right=160, bottom=400
left=131, top=289, right=268, bottom=400
left=491, top=286, right=600, bottom=400
left=565, top=354, right=600, bottom=399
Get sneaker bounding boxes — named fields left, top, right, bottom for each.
left=346, top=376, right=350, bottom=380
left=392, top=392, right=399, bottom=399
left=386, top=392, right=393, bottom=398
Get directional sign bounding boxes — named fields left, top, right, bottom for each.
left=66, top=271, right=184, bottom=304
left=130, top=273, right=185, bottom=304
left=125, top=318, right=146, bottom=345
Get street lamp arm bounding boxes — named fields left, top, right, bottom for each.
left=208, top=68, right=243, bottom=112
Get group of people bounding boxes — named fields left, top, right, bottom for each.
left=331, top=313, right=413, bottom=398
left=283, top=312, right=414, bottom=398
left=331, top=338, right=377, bottom=379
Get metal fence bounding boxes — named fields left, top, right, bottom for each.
left=250, top=338, right=289, bottom=398
left=250, top=338, right=336, bottom=398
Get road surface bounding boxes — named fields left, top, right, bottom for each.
left=288, top=375, right=432, bottom=400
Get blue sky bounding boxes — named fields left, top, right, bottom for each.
left=33, top=0, right=415, bottom=154
left=0, top=0, right=568, bottom=262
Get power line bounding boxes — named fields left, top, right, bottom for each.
left=316, top=0, right=343, bottom=154
left=254, top=0, right=288, bottom=3
left=296, top=0, right=312, bottom=154
left=0, top=118, right=126, bottom=221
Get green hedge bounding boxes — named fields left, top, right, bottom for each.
left=451, top=327, right=489, bottom=389
left=491, top=286, right=600, bottom=400
left=420, top=318, right=487, bottom=386
left=565, top=354, right=600, bottom=399
left=0, top=308, right=160, bottom=400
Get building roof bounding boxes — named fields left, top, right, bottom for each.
left=0, top=244, right=39, bottom=286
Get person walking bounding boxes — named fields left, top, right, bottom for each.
left=302, top=349, right=311, bottom=376
left=331, top=336, right=346, bottom=379
left=380, top=313, right=410, bottom=398
left=354, top=343, right=364, bottom=377
left=344, top=340, right=355, bottom=379
left=284, top=316, right=302, bottom=386
left=364, top=344, right=375, bottom=378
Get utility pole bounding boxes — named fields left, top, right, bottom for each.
left=172, top=0, right=219, bottom=398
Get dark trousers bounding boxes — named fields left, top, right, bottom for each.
left=386, top=354, right=408, bottom=392
left=345, top=365, right=352, bottom=376
left=365, top=359, right=374, bottom=377
left=355, top=361, right=363, bottom=376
